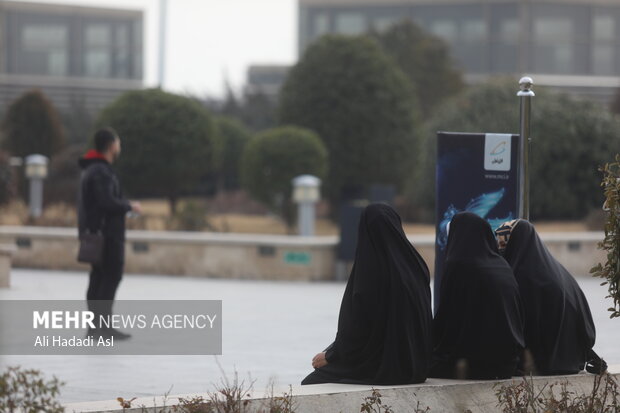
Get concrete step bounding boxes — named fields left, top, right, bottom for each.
left=64, top=365, right=620, bottom=413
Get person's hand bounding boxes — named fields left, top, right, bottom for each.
left=312, top=352, right=328, bottom=368
left=130, top=201, right=143, bottom=215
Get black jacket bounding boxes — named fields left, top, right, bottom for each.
left=78, top=154, right=131, bottom=240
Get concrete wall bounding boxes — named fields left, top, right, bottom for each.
left=0, top=227, right=337, bottom=281
left=64, top=366, right=620, bottom=413
left=0, top=226, right=606, bottom=280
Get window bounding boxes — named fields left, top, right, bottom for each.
left=593, top=15, right=614, bottom=42
left=133, top=21, right=143, bottom=79
left=114, top=25, right=130, bottom=78
left=84, top=24, right=112, bottom=78
left=534, top=17, right=572, bottom=43
left=430, top=20, right=457, bottom=43
left=19, top=24, right=68, bottom=76
left=372, top=15, right=399, bottom=33
left=334, top=12, right=365, bottom=35
left=533, top=17, right=574, bottom=73
left=462, top=19, right=486, bottom=43
left=500, top=19, right=518, bottom=43
left=593, top=45, right=614, bottom=75
left=313, top=13, right=329, bottom=36
left=491, top=19, right=518, bottom=73
left=592, top=15, right=615, bottom=75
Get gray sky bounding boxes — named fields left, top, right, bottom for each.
left=15, top=0, right=298, bottom=98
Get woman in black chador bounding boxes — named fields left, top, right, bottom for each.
left=431, top=212, right=524, bottom=380
left=495, top=219, right=606, bottom=375
left=301, top=203, right=432, bottom=385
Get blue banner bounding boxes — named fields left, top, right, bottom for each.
left=434, top=132, right=521, bottom=311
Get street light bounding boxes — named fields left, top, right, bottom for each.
left=292, top=175, right=321, bottom=236
left=24, top=154, right=49, bottom=219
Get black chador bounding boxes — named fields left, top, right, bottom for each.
left=302, top=203, right=432, bottom=385
left=497, top=219, right=606, bottom=375
left=431, top=212, right=525, bottom=380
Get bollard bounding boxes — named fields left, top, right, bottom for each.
left=292, top=175, right=321, bottom=236
left=24, top=154, right=49, bottom=219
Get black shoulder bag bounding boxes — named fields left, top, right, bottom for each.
left=77, top=230, right=104, bottom=264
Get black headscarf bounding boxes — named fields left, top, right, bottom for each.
left=500, top=219, right=602, bottom=375
left=306, top=203, right=432, bottom=385
left=431, top=212, right=524, bottom=380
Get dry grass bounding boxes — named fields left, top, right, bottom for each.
left=0, top=199, right=591, bottom=235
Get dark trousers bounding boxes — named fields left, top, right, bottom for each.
left=86, top=238, right=125, bottom=325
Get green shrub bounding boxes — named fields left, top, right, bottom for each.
left=215, top=117, right=252, bottom=191
left=279, top=35, right=419, bottom=207
left=591, top=155, right=620, bottom=318
left=240, top=126, right=327, bottom=228
left=96, top=89, right=217, bottom=213
left=372, top=20, right=463, bottom=116
left=1, top=89, right=66, bottom=158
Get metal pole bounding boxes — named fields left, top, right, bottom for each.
left=29, top=178, right=43, bottom=219
left=158, top=0, right=168, bottom=88
left=517, top=76, right=535, bottom=220
left=298, top=202, right=315, bottom=236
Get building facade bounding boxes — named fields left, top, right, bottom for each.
left=0, top=1, right=143, bottom=116
left=299, top=0, right=620, bottom=100
left=245, top=65, right=290, bottom=100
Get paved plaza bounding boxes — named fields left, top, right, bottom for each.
left=1, top=269, right=618, bottom=404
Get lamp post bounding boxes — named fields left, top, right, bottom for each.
left=24, top=154, right=48, bottom=219
left=292, top=175, right=321, bottom=236
left=517, top=76, right=534, bottom=220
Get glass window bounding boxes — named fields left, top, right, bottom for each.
left=593, top=45, right=614, bottom=75
left=133, top=21, right=143, bottom=79
left=592, top=15, right=615, bottom=76
left=534, top=17, right=572, bottom=43
left=462, top=19, right=486, bottom=43
left=314, top=13, right=329, bottom=36
left=430, top=20, right=457, bottom=43
left=500, top=19, right=519, bottom=43
left=19, top=24, right=68, bottom=76
left=534, top=44, right=573, bottom=74
left=86, top=25, right=111, bottom=47
left=334, top=12, right=365, bottom=35
left=115, top=25, right=130, bottom=78
left=372, top=16, right=399, bottom=33
left=593, top=15, right=614, bottom=42
left=84, top=24, right=112, bottom=78
left=533, top=17, right=574, bottom=73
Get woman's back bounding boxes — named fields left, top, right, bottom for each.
left=499, top=219, right=596, bottom=374
left=302, top=203, right=432, bottom=385
left=431, top=212, right=524, bottom=380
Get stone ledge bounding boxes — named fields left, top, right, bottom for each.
left=0, top=226, right=605, bottom=279
left=64, top=365, right=620, bottom=413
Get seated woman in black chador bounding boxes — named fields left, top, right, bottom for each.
left=495, top=219, right=606, bottom=375
left=431, top=212, right=524, bottom=380
left=301, top=203, right=432, bottom=385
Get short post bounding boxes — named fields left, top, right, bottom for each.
left=24, top=154, right=49, bottom=219
left=292, top=175, right=321, bottom=236
left=517, top=77, right=534, bottom=220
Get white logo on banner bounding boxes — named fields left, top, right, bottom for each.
left=484, top=134, right=511, bottom=171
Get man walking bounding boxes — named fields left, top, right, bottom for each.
left=78, top=127, right=141, bottom=339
